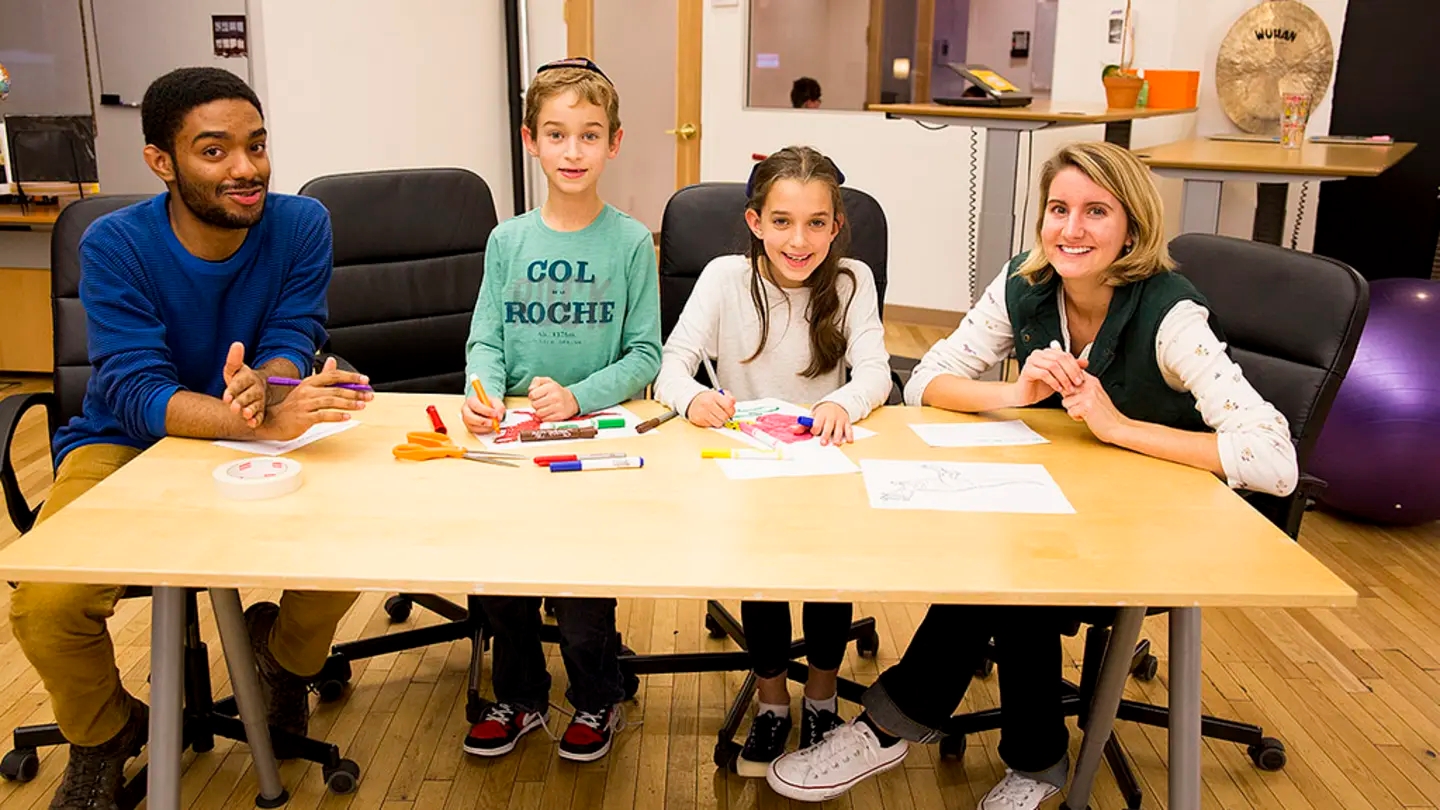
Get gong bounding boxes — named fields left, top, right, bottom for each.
left=1216, top=0, right=1335, bottom=133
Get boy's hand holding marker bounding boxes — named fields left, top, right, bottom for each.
left=462, top=374, right=506, bottom=435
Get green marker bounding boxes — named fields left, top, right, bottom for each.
left=596, top=417, right=626, bottom=430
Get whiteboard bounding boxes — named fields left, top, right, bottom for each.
left=0, top=0, right=94, bottom=115
left=92, top=0, right=248, bottom=106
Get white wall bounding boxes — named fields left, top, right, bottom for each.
left=966, top=0, right=1038, bottom=94
left=596, top=0, right=676, bottom=231
left=704, top=1, right=978, bottom=312
left=251, top=0, right=514, bottom=217
left=91, top=0, right=248, bottom=107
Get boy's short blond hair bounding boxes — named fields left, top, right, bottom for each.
left=524, top=65, right=621, bottom=141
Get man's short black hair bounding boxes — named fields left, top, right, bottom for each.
left=141, top=67, right=263, bottom=154
left=790, top=77, right=822, bottom=108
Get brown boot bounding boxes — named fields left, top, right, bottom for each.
left=49, top=699, right=147, bottom=810
left=244, top=601, right=311, bottom=755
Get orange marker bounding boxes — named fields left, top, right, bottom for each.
left=469, top=374, right=499, bottom=431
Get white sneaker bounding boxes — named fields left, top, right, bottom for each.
left=766, top=720, right=908, bottom=802
left=978, top=769, right=1062, bottom=810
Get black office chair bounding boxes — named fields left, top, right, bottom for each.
left=0, top=196, right=360, bottom=803
left=651, top=181, right=894, bottom=769
left=940, top=234, right=1369, bottom=810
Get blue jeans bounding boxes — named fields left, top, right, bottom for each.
left=479, top=596, right=626, bottom=714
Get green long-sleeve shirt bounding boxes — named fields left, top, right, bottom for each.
left=464, top=205, right=661, bottom=414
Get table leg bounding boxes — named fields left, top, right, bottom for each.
left=1170, top=607, right=1203, bottom=810
left=1180, top=179, right=1223, bottom=234
left=148, top=587, right=185, bottom=810
left=1064, top=607, right=1144, bottom=810
left=209, top=588, right=289, bottom=807
left=1253, top=183, right=1290, bottom=245
left=975, top=127, right=1021, bottom=302
left=1103, top=120, right=1133, bottom=148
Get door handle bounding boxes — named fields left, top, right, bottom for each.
left=665, top=123, right=698, bottom=140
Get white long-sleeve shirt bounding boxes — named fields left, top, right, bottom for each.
left=655, top=254, right=892, bottom=422
left=905, top=269, right=1298, bottom=497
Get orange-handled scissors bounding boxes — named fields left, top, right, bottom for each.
left=391, top=431, right=523, bottom=467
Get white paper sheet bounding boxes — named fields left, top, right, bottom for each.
left=213, top=420, right=359, bottom=456
left=715, top=442, right=860, bottom=480
left=476, top=404, right=651, bottom=449
left=709, top=397, right=876, bottom=452
left=860, top=460, right=1075, bottom=514
left=908, top=420, right=1048, bottom=448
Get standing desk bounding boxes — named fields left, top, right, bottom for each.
left=0, top=393, right=1354, bottom=810
left=867, top=102, right=1196, bottom=307
left=1134, top=138, right=1416, bottom=243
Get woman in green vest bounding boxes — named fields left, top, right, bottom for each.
left=765, top=141, right=1299, bottom=806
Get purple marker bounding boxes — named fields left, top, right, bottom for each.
left=267, top=376, right=373, bottom=393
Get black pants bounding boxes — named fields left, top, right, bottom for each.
left=741, top=601, right=853, bottom=680
left=861, top=604, right=1070, bottom=774
left=479, top=596, right=625, bottom=714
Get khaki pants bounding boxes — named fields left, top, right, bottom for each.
left=10, top=443, right=358, bottom=746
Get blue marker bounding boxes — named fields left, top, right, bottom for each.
left=797, top=416, right=815, bottom=428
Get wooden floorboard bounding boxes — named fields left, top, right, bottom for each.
left=2, top=325, right=1439, bottom=809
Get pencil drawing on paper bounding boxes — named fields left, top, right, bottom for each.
left=875, top=463, right=1045, bottom=503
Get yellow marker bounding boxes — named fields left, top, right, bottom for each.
left=701, top=448, right=784, bottom=460
left=469, top=374, right=499, bottom=431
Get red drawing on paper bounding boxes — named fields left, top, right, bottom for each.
left=492, top=409, right=621, bottom=444
left=743, top=414, right=815, bottom=445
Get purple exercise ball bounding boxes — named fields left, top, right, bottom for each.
left=1309, top=278, right=1440, bottom=525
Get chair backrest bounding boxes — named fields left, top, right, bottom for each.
left=1169, top=233, right=1369, bottom=535
left=299, top=168, right=497, bottom=393
left=657, top=182, right=889, bottom=341
left=51, top=195, right=153, bottom=424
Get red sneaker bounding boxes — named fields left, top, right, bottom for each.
left=558, top=704, right=625, bottom=762
left=463, top=703, right=548, bottom=757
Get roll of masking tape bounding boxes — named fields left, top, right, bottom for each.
left=213, top=458, right=303, bottom=501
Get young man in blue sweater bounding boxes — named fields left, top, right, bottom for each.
left=9, top=67, right=369, bottom=809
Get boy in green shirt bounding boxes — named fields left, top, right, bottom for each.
left=459, top=58, right=660, bottom=763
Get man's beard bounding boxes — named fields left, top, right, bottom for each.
left=174, top=163, right=267, bottom=229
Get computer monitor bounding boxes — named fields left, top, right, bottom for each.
left=3, top=114, right=99, bottom=194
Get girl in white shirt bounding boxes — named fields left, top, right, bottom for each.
left=655, top=146, right=891, bottom=777
left=767, top=141, right=1298, bottom=807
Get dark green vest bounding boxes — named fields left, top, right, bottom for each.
left=1004, top=253, right=1221, bottom=432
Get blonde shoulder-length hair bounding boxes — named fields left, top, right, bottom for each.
left=1014, top=141, right=1174, bottom=286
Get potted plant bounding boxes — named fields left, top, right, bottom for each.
left=1102, top=0, right=1143, bottom=108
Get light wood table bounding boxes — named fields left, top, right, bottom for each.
left=867, top=102, right=1197, bottom=308
left=1134, top=138, right=1416, bottom=244
left=0, top=204, right=64, bottom=373
left=0, top=393, right=1353, bottom=810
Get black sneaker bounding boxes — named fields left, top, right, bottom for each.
left=800, top=704, right=844, bottom=749
left=245, top=601, right=311, bottom=754
left=736, top=709, right=792, bottom=777
left=558, top=704, right=624, bottom=762
left=463, top=702, right=549, bottom=757
left=49, top=698, right=147, bottom=810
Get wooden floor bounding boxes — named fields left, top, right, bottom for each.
left=2, top=323, right=1439, bottom=810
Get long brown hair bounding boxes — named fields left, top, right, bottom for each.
left=744, top=146, right=854, bottom=378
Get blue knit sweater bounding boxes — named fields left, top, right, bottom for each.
left=53, top=192, right=333, bottom=463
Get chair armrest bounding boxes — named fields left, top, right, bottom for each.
left=886, top=371, right=905, bottom=406
left=313, top=352, right=360, bottom=375
left=0, top=392, right=59, bottom=535
left=1296, top=473, right=1327, bottom=498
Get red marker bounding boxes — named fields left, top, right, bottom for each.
left=532, top=452, right=626, bottom=467
left=426, top=405, right=448, bottom=434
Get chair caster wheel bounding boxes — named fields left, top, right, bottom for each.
left=975, top=658, right=995, bottom=678
left=315, top=655, right=352, bottom=703
left=1132, top=653, right=1159, bottom=682
left=857, top=629, right=880, bottom=658
left=384, top=595, right=413, bottom=623
left=938, top=735, right=966, bottom=761
left=0, top=748, right=39, bottom=782
left=1249, top=737, right=1286, bottom=771
left=713, top=739, right=742, bottom=770
left=323, top=759, right=361, bottom=794
left=704, top=614, right=728, bottom=639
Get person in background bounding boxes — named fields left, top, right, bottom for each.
left=791, top=77, right=822, bottom=109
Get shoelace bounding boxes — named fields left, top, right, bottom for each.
left=571, top=704, right=627, bottom=734
left=747, top=712, right=789, bottom=750
left=55, top=751, right=115, bottom=806
left=808, top=723, right=880, bottom=776
left=991, top=770, right=1051, bottom=804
